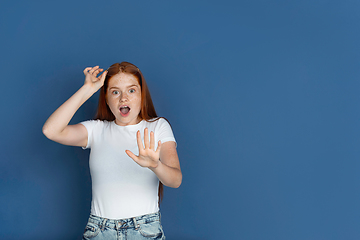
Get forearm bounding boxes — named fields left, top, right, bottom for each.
left=150, top=161, right=182, bottom=188
left=42, top=84, right=95, bottom=138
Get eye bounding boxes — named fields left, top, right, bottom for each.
left=112, top=90, right=119, bottom=95
left=129, top=89, right=135, bottom=93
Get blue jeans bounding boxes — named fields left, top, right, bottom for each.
left=82, top=212, right=165, bottom=240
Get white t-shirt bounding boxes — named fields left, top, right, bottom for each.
left=81, top=118, right=176, bottom=219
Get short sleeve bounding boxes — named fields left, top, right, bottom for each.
left=156, top=118, right=177, bottom=147
left=80, top=120, right=99, bottom=149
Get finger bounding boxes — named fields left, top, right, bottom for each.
left=99, top=70, right=108, bottom=83
left=94, top=68, right=102, bottom=76
left=144, top=128, right=149, bottom=149
left=125, top=150, right=138, bottom=161
left=150, top=131, right=155, bottom=150
left=155, top=140, right=161, bottom=153
left=91, top=66, right=100, bottom=74
left=83, top=67, right=92, bottom=74
left=126, top=150, right=146, bottom=167
left=89, top=66, right=99, bottom=74
left=136, top=130, right=144, bottom=150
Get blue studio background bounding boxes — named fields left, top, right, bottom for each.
left=1, top=0, right=360, bottom=239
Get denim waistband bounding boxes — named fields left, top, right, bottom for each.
left=88, top=212, right=160, bottom=230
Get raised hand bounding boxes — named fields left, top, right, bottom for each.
left=83, top=66, right=107, bottom=92
left=125, top=128, right=162, bottom=169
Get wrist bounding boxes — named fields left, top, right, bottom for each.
left=80, top=84, right=98, bottom=97
left=149, top=160, right=161, bottom=171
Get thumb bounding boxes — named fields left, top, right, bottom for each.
left=100, top=70, right=108, bottom=83
left=125, top=150, right=137, bottom=160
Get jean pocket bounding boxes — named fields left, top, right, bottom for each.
left=138, top=220, right=164, bottom=239
left=83, top=222, right=100, bottom=239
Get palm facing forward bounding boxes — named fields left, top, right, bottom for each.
left=126, top=128, right=162, bottom=169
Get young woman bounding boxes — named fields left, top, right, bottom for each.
left=43, top=62, right=182, bottom=240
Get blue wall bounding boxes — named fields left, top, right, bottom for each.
left=1, top=0, right=360, bottom=239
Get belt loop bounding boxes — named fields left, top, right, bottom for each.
left=101, top=218, right=107, bottom=231
left=133, top=217, right=139, bottom=230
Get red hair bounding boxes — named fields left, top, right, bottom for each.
left=94, top=62, right=164, bottom=203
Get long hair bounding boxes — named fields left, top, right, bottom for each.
left=94, top=61, right=164, bottom=203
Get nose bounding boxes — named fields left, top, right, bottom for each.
left=120, top=92, right=128, bottom=102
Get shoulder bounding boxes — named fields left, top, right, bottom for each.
left=149, top=117, right=171, bottom=125
left=143, top=117, right=172, bottom=129
left=80, top=119, right=112, bottom=130
left=146, top=117, right=175, bottom=137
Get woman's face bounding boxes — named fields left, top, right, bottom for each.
left=106, top=72, right=142, bottom=126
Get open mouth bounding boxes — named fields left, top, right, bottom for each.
left=120, top=106, right=130, bottom=116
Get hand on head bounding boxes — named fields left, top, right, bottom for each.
left=83, top=66, right=108, bottom=91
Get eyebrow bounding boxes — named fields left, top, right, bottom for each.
left=108, top=84, right=139, bottom=90
left=127, top=84, right=139, bottom=88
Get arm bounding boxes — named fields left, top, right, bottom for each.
left=125, top=128, right=182, bottom=188
left=152, top=141, right=182, bottom=188
left=42, top=66, right=107, bottom=147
